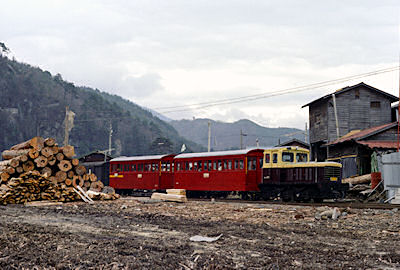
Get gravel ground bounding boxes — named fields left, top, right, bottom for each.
left=0, top=197, right=399, bottom=269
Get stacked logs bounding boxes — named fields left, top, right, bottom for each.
left=0, top=137, right=118, bottom=204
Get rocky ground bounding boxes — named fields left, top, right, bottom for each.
left=0, top=197, right=399, bottom=269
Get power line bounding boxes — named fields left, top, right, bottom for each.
left=154, top=66, right=399, bottom=114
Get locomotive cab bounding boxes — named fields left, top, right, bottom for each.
left=259, top=147, right=348, bottom=202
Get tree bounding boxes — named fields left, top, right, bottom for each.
left=0, top=42, right=10, bottom=55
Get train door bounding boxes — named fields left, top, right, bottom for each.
left=160, top=157, right=175, bottom=189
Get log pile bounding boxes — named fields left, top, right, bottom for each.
left=0, top=137, right=119, bottom=205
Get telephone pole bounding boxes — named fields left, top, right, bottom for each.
left=207, top=121, right=211, bottom=152
left=108, top=121, right=113, bottom=157
left=240, top=129, right=247, bottom=150
left=63, top=106, right=69, bottom=146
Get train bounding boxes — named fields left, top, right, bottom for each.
left=109, top=146, right=348, bottom=201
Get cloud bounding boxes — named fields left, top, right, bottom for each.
left=118, top=73, right=164, bottom=98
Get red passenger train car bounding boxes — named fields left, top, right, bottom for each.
left=173, top=149, right=264, bottom=198
left=109, top=154, right=175, bottom=193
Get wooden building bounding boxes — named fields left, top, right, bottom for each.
left=325, top=122, right=398, bottom=178
left=302, top=82, right=398, bottom=161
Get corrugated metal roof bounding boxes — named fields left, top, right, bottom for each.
left=357, top=140, right=398, bottom=149
left=326, top=122, right=397, bottom=146
left=111, top=154, right=174, bottom=162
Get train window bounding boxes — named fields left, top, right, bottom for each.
left=273, top=154, right=278, bottom=163
left=282, top=152, right=294, bottom=162
left=151, top=163, right=156, bottom=172
left=204, top=161, right=208, bottom=170
left=213, top=161, right=217, bottom=170
left=118, top=164, right=122, bottom=171
left=248, top=158, right=256, bottom=170
left=218, top=160, right=222, bottom=171
left=296, top=153, right=308, bottom=162
left=166, top=162, right=171, bottom=171
left=124, top=164, right=129, bottom=171
left=239, top=160, right=244, bottom=169
left=189, top=162, right=193, bottom=171
left=131, top=164, right=136, bottom=171
left=145, top=164, right=150, bottom=172
left=223, top=160, right=227, bottom=170
left=234, top=160, right=238, bottom=170
left=228, top=160, right=232, bottom=170
left=193, top=162, right=198, bottom=171
left=208, top=160, right=212, bottom=171
left=259, top=158, right=263, bottom=168
left=176, top=163, right=181, bottom=171
left=265, top=154, right=270, bottom=163
left=198, top=161, right=202, bottom=171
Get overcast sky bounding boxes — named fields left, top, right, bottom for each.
left=1, top=0, right=399, bottom=129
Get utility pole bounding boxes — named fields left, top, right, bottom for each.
left=207, top=121, right=211, bottom=152
left=331, top=94, right=340, bottom=139
left=108, top=121, right=113, bottom=161
left=256, top=138, right=259, bottom=148
left=63, top=106, right=69, bottom=146
left=305, top=122, right=308, bottom=143
left=240, top=129, right=247, bottom=150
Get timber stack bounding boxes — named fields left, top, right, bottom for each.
left=0, top=137, right=119, bottom=205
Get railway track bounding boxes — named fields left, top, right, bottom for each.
left=189, top=198, right=400, bottom=210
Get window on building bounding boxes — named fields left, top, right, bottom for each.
left=355, top=89, right=360, bottom=99
left=371, top=101, right=381, bottom=108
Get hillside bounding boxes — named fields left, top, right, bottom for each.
left=170, top=118, right=305, bottom=151
left=0, top=55, right=204, bottom=157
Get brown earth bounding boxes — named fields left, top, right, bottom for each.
left=0, top=198, right=399, bottom=269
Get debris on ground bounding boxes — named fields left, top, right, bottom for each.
left=189, top=234, right=223, bottom=242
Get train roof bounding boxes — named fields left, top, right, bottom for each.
left=174, top=148, right=264, bottom=159
left=111, top=154, right=174, bottom=162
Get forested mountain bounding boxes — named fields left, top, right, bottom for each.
left=0, top=55, right=204, bottom=157
left=170, top=118, right=305, bottom=151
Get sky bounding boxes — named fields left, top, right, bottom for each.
left=1, top=0, right=399, bottom=129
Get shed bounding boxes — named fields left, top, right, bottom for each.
left=324, top=122, right=398, bottom=178
left=276, top=138, right=310, bottom=149
left=79, top=151, right=113, bottom=186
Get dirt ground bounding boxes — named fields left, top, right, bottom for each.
left=0, top=198, right=399, bottom=270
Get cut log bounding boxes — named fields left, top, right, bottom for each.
left=58, top=160, right=72, bottom=172
left=41, top=147, right=53, bottom=158
left=75, top=165, right=86, bottom=176
left=84, top=181, right=91, bottom=188
left=56, top=153, right=64, bottom=161
left=67, top=170, right=75, bottom=178
left=0, top=160, right=12, bottom=166
left=61, top=145, right=75, bottom=159
left=72, top=176, right=84, bottom=188
left=16, top=166, right=24, bottom=174
left=41, top=167, right=52, bottom=177
left=65, top=179, right=72, bottom=186
left=10, top=137, right=44, bottom=151
left=83, top=174, right=89, bottom=181
left=71, top=158, right=79, bottom=166
left=6, top=167, right=15, bottom=175
left=23, top=161, right=35, bottom=172
left=89, top=173, right=97, bottom=182
left=0, top=172, right=10, bottom=182
left=342, top=174, right=371, bottom=185
left=166, top=189, right=186, bottom=195
left=55, top=171, right=67, bottom=183
left=48, top=156, right=56, bottom=166
left=89, top=181, right=102, bottom=192
left=9, top=158, right=20, bottom=168
left=51, top=145, right=59, bottom=155
left=34, top=156, right=48, bottom=168
left=28, top=149, right=40, bottom=159
left=49, top=176, right=57, bottom=185
left=44, top=137, right=56, bottom=147
left=20, top=154, right=28, bottom=163
left=2, top=149, right=29, bottom=160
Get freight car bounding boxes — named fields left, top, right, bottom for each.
left=259, top=147, right=348, bottom=202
